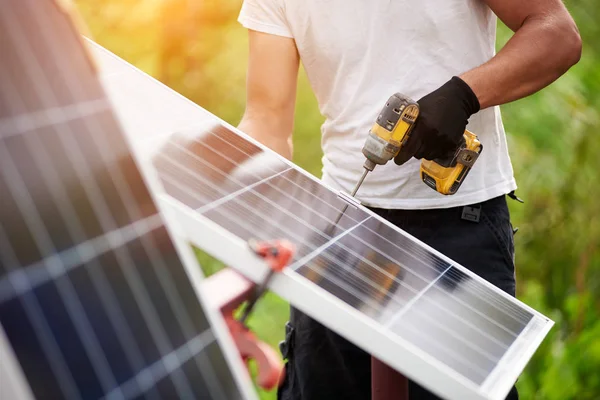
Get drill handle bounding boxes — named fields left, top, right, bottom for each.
left=393, top=133, right=468, bottom=167
left=393, top=130, right=422, bottom=165
left=393, top=145, right=413, bottom=166
left=431, top=136, right=468, bottom=168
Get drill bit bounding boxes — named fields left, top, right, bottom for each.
left=351, top=167, right=369, bottom=197
left=330, top=168, right=367, bottom=229
left=352, top=159, right=376, bottom=196
left=327, top=160, right=377, bottom=235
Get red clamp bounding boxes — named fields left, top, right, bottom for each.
left=249, top=239, right=295, bottom=272
left=203, top=239, right=295, bottom=390
left=238, top=239, right=295, bottom=324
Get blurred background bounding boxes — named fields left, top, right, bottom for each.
left=75, top=1, right=599, bottom=399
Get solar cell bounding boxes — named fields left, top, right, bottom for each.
left=0, top=1, right=248, bottom=399
left=150, top=121, right=550, bottom=392
left=91, top=41, right=555, bottom=400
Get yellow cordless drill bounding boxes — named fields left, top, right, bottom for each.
left=353, top=93, right=483, bottom=196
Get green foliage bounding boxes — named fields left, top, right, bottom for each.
left=494, top=3, right=600, bottom=398
left=77, top=1, right=599, bottom=398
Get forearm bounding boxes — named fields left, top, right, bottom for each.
left=238, top=111, right=294, bottom=160
left=461, top=14, right=581, bottom=109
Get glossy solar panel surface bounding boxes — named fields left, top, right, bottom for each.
left=151, top=124, right=538, bottom=386
left=0, top=2, right=243, bottom=399
left=92, top=30, right=554, bottom=400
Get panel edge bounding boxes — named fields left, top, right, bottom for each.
left=0, top=324, right=35, bottom=400
left=161, top=194, right=489, bottom=400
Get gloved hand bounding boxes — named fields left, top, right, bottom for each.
left=394, top=76, right=480, bottom=165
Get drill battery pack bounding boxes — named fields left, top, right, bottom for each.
left=420, top=130, right=482, bottom=195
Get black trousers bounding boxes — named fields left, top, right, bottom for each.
left=278, top=195, right=519, bottom=400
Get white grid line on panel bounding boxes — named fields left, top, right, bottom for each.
left=385, top=264, right=452, bottom=329
left=0, top=75, right=163, bottom=398
left=167, top=196, right=502, bottom=397
left=199, top=131, right=532, bottom=323
left=99, top=60, right=260, bottom=399
left=0, top=225, right=83, bottom=400
left=1, top=72, right=164, bottom=398
left=102, top=329, right=216, bottom=400
left=93, top=38, right=552, bottom=399
left=94, top=31, right=545, bottom=333
left=27, top=2, right=229, bottom=396
left=157, top=156, right=508, bottom=366
left=346, top=234, right=519, bottom=340
left=157, top=142, right=522, bottom=353
left=175, top=135, right=526, bottom=379
left=0, top=214, right=163, bottom=303
left=159, top=164, right=410, bottom=316
left=481, top=316, right=553, bottom=398
left=0, top=86, right=162, bottom=398
left=104, top=37, right=536, bottom=336
left=286, top=216, right=372, bottom=270
left=0, top=99, right=110, bottom=139
left=196, top=133, right=528, bottom=331
left=5, top=6, right=195, bottom=398
left=1, top=42, right=161, bottom=398
left=0, top=135, right=122, bottom=397
left=197, top=167, right=293, bottom=215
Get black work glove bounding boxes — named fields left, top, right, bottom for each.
left=394, top=76, right=480, bottom=165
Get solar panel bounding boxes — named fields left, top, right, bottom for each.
left=90, top=33, right=554, bottom=400
left=0, top=1, right=253, bottom=399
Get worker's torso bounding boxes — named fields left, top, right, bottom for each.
left=281, top=0, right=516, bottom=209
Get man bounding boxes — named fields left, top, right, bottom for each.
left=236, top=1, right=581, bottom=399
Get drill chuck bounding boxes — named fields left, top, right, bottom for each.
left=361, top=132, right=400, bottom=167
left=363, top=158, right=376, bottom=172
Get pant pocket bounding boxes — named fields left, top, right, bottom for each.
left=481, top=208, right=515, bottom=276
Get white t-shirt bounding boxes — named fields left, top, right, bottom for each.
left=238, top=0, right=517, bottom=209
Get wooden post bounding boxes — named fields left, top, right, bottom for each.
left=371, top=357, right=409, bottom=400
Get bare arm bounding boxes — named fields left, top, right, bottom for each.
left=152, top=31, right=298, bottom=187
left=460, top=0, right=582, bottom=109
left=238, top=30, right=300, bottom=159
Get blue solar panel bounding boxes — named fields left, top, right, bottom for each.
left=0, top=1, right=242, bottom=399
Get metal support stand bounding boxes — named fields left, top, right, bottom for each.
left=371, top=357, right=409, bottom=400
left=202, top=239, right=295, bottom=390
left=204, top=268, right=284, bottom=389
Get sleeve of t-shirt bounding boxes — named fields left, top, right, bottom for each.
left=238, top=0, right=293, bottom=38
